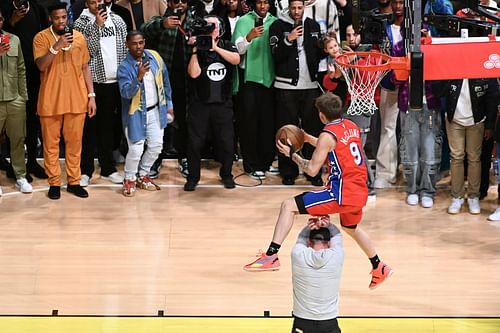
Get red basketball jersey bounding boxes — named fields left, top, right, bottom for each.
left=322, top=119, right=368, bottom=206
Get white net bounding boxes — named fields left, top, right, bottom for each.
left=336, top=52, right=391, bottom=116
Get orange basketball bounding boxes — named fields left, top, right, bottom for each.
left=276, top=125, right=304, bottom=151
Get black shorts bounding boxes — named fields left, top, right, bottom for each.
left=291, top=316, right=341, bottom=333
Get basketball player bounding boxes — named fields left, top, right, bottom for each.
left=244, top=92, right=393, bottom=289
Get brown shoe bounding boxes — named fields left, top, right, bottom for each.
left=136, top=175, right=160, bottom=191
left=123, top=179, right=136, bottom=197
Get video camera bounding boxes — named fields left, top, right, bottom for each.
left=358, top=11, right=393, bottom=45
left=187, top=17, right=216, bottom=50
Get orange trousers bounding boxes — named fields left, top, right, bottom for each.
left=39, top=113, right=86, bottom=186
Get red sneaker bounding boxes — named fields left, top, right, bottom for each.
left=369, top=262, right=393, bottom=289
left=243, top=251, right=280, bottom=272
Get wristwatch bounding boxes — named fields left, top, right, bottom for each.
left=88, top=92, right=96, bottom=98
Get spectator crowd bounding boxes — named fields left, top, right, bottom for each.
left=0, top=0, right=499, bottom=218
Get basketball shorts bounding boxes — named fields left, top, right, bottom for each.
left=291, top=316, right=341, bottom=333
left=294, top=190, right=363, bottom=227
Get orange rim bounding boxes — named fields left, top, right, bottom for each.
left=336, top=51, right=392, bottom=71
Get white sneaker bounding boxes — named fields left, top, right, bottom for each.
left=406, top=194, right=419, bottom=206
left=268, top=165, right=280, bottom=175
left=421, top=196, right=434, bottom=208
left=467, top=197, right=480, bottom=215
left=248, top=171, right=266, bottom=180
left=80, top=174, right=90, bottom=187
left=101, top=172, right=124, bottom=184
left=447, top=197, right=464, bottom=214
left=374, top=178, right=391, bottom=189
left=15, top=178, right=33, bottom=193
left=487, top=208, right=500, bottom=221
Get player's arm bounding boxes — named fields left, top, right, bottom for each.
left=278, top=132, right=336, bottom=176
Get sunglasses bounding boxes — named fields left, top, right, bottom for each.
left=172, top=0, right=187, bottom=4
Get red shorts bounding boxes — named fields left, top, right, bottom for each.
left=295, top=190, right=363, bottom=227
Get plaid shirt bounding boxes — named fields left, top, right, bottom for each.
left=141, top=11, right=195, bottom=72
left=74, top=12, right=128, bottom=84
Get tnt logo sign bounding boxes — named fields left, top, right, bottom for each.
left=206, top=62, right=226, bottom=82
left=483, top=54, right=500, bottom=70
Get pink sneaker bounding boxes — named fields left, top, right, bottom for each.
left=243, top=251, right=280, bottom=272
left=369, top=262, right=393, bottom=289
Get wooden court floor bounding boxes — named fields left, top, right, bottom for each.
left=0, top=160, right=499, bottom=330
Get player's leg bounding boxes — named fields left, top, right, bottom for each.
left=340, top=210, right=393, bottom=289
left=243, top=197, right=300, bottom=271
left=244, top=190, right=335, bottom=271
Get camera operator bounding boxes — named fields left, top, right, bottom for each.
left=269, top=0, right=324, bottom=186
left=33, top=2, right=96, bottom=200
left=184, top=15, right=240, bottom=191
left=142, top=0, right=195, bottom=179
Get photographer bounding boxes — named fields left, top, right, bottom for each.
left=142, top=0, right=195, bottom=179
left=33, top=2, right=96, bottom=199
left=269, top=0, right=324, bottom=186
left=117, top=30, right=174, bottom=197
left=232, top=0, right=277, bottom=180
left=184, top=16, right=240, bottom=191
left=74, top=0, right=128, bottom=186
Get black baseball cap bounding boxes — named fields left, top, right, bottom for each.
left=309, top=227, right=331, bottom=241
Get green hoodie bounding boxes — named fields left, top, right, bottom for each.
left=231, top=11, right=277, bottom=94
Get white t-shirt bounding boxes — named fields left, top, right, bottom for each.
left=100, top=8, right=118, bottom=83
left=291, top=225, right=344, bottom=320
left=143, top=70, right=159, bottom=108
left=453, top=79, right=475, bottom=126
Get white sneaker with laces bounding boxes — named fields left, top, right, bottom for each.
left=421, top=196, right=434, bottom=208
left=80, top=175, right=90, bottom=187
left=15, top=178, right=33, bottom=193
left=447, top=197, right=464, bottom=214
left=101, top=172, right=124, bottom=184
left=467, top=197, right=480, bottom=215
left=487, top=208, right=500, bottom=221
left=406, top=194, right=419, bottom=206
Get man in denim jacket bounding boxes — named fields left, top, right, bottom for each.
left=118, top=30, right=173, bottom=197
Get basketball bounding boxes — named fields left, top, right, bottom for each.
left=276, top=125, right=304, bottom=151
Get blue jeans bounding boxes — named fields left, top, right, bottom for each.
left=399, top=105, right=442, bottom=198
left=124, top=108, right=164, bottom=180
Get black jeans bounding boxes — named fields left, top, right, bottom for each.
left=275, top=88, right=323, bottom=180
left=291, top=317, right=341, bottom=333
left=81, top=82, right=120, bottom=177
left=186, top=99, right=234, bottom=182
left=237, top=81, right=275, bottom=173
left=25, top=62, right=42, bottom=163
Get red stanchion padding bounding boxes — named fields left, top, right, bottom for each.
left=421, top=36, right=500, bottom=80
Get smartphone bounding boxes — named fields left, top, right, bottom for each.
left=0, top=34, right=10, bottom=45
left=98, top=3, right=107, bottom=13
left=14, top=0, right=28, bottom=10
left=255, top=16, right=263, bottom=27
left=293, top=19, right=302, bottom=30
left=173, top=8, right=182, bottom=19
left=341, top=40, right=348, bottom=49
left=141, top=54, right=150, bottom=67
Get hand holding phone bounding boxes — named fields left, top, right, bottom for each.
left=255, top=16, right=263, bottom=27
left=0, top=34, right=10, bottom=55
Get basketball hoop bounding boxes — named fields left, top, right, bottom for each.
left=335, top=51, right=392, bottom=116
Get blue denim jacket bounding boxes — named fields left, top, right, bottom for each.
left=118, top=50, right=173, bottom=142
